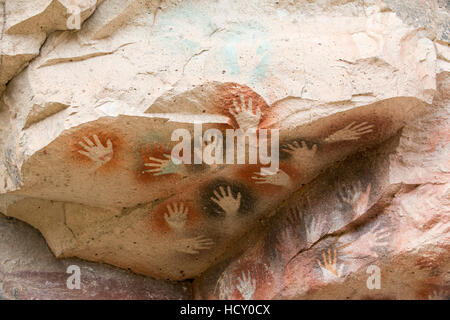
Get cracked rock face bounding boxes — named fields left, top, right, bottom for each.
left=0, top=213, right=191, bottom=300
left=0, top=0, right=449, bottom=299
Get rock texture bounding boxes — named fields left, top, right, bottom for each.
left=0, top=0, right=449, bottom=299
left=0, top=213, right=192, bottom=299
left=0, top=0, right=101, bottom=96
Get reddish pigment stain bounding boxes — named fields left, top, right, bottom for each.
left=233, top=163, right=300, bottom=195
left=230, top=260, right=275, bottom=300
left=135, top=142, right=179, bottom=184
left=211, top=82, right=271, bottom=129
left=426, top=127, right=450, bottom=153
left=148, top=198, right=202, bottom=234
left=65, top=126, right=124, bottom=172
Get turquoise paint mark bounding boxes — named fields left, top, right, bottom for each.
left=139, top=133, right=163, bottom=145
left=223, top=42, right=239, bottom=75
left=148, top=2, right=273, bottom=84
left=182, top=39, right=200, bottom=51
left=249, top=47, right=269, bottom=84
left=211, top=23, right=270, bottom=82
left=152, top=2, right=213, bottom=37
left=154, top=159, right=180, bottom=176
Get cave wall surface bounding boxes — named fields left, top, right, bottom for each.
left=0, top=0, right=449, bottom=299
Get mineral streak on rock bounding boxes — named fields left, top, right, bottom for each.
left=0, top=0, right=449, bottom=299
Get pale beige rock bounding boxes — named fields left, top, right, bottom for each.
left=5, top=0, right=98, bottom=35
left=1, top=0, right=440, bottom=176
left=0, top=0, right=448, bottom=298
left=79, top=0, right=156, bottom=41
left=0, top=213, right=192, bottom=300
left=0, top=0, right=101, bottom=96
left=389, top=72, right=450, bottom=185
left=194, top=74, right=449, bottom=299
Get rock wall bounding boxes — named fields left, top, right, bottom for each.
left=0, top=0, right=448, bottom=299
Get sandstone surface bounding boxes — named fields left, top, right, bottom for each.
left=0, top=0, right=448, bottom=299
